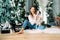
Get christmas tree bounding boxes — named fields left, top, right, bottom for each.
left=46, top=1, right=54, bottom=23
left=0, top=0, right=26, bottom=25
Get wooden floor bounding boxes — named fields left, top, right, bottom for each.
left=0, top=33, right=60, bottom=40
left=0, top=26, right=60, bottom=40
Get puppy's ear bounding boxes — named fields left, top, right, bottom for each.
left=46, top=24, right=51, bottom=28
left=41, top=21, right=45, bottom=25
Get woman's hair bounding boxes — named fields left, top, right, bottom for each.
left=30, top=5, right=37, bottom=16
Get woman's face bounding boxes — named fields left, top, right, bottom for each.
left=30, top=7, right=36, bottom=14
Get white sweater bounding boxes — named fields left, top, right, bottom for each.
left=28, top=15, right=42, bottom=25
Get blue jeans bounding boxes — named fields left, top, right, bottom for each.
left=37, top=25, right=46, bottom=30
left=22, top=20, right=46, bottom=30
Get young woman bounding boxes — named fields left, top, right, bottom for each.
left=18, top=6, right=46, bottom=34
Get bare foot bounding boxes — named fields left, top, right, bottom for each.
left=18, top=28, right=24, bottom=34
left=18, top=30, right=24, bottom=34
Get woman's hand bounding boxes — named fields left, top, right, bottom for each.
left=36, top=15, right=40, bottom=20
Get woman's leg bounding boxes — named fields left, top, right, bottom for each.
left=18, top=20, right=34, bottom=34
left=22, top=20, right=39, bottom=29
left=38, top=25, right=46, bottom=30
left=32, top=24, right=37, bottom=29
left=22, top=20, right=33, bottom=29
